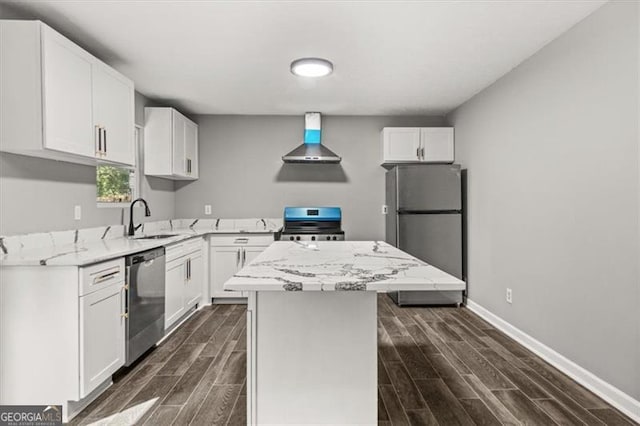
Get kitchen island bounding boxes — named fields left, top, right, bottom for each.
left=224, top=240, right=465, bottom=425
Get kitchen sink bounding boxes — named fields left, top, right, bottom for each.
left=134, top=234, right=179, bottom=240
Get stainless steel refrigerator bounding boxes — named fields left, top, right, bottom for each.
left=385, top=164, right=465, bottom=306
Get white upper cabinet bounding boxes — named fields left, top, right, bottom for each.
left=0, top=20, right=135, bottom=166
left=41, top=25, right=94, bottom=158
left=381, top=127, right=454, bottom=164
left=184, top=118, right=199, bottom=179
left=420, top=128, right=455, bottom=163
left=92, top=62, right=135, bottom=165
left=381, top=128, right=422, bottom=163
left=144, top=107, right=199, bottom=180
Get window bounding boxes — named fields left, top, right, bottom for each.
left=96, top=126, right=141, bottom=207
left=96, top=165, right=136, bottom=204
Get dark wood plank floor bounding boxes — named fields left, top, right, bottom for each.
left=70, top=295, right=637, bottom=426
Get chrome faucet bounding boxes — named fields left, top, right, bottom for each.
left=128, top=198, right=151, bottom=236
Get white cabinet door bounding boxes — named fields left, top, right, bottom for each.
left=211, top=247, right=243, bottom=299
left=240, top=246, right=266, bottom=298
left=172, top=110, right=186, bottom=177
left=184, top=118, right=198, bottom=178
left=165, top=259, right=186, bottom=329
left=143, top=107, right=198, bottom=180
left=381, top=128, right=421, bottom=163
left=92, top=62, right=135, bottom=166
left=420, top=127, right=454, bottom=163
left=185, top=254, right=203, bottom=309
left=79, top=283, right=125, bottom=397
left=42, top=26, right=94, bottom=158
left=243, top=246, right=265, bottom=267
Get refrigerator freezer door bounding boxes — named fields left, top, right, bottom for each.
left=398, top=213, right=462, bottom=279
left=397, top=165, right=461, bottom=211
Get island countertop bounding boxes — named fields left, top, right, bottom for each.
left=224, top=240, right=465, bottom=292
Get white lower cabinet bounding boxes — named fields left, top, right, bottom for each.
left=186, top=253, right=204, bottom=309
left=211, top=246, right=245, bottom=299
left=210, top=234, right=273, bottom=301
left=164, top=237, right=204, bottom=330
left=79, top=282, right=125, bottom=397
left=0, top=257, right=126, bottom=422
left=165, top=258, right=187, bottom=329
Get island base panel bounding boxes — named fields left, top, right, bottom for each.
left=247, top=291, right=377, bottom=425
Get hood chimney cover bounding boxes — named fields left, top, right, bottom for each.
left=282, top=113, right=341, bottom=163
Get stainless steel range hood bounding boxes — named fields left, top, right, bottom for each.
left=282, top=112, right=341, bottom=164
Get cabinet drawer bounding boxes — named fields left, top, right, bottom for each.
left=182, top=237, right=203, bottom=256
left=209, top=234, right=274, bottom=247
left=165, top=243, right=185, bottom=263
left=166, top=237, right=203, bottom=262
left=80, top=258, right=124, bottom=296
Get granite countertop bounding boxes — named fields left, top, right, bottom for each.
left=0, top=218, right=282, bottom=267
left=224, top=241, right=465, bottom=292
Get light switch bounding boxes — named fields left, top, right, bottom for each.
left=381, top=205, right=388, bottom=215
left=204, top=205, right=212, bottom=215
left=74, top=205, right=82, bottom=221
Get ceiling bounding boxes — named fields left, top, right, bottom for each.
left=2, top=0, right=605, bottom=116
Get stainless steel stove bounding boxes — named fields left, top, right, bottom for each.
left=278, top=207, right=345, bottom=241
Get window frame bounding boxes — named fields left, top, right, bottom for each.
left=96, top=125, right=142, bottom=208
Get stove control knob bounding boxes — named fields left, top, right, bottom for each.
left=333, top=236, right=337, bottom=240
left=289, top=236, right=294, bottom=241
left=326, top=236, right=331, bottom=240
left=296, top=236, right=301, bottom=241
left=311, top=236, right=316, bottom=241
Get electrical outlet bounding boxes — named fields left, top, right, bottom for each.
left=74, top=205, right=82, bottom=221
left=381, top=204, right=388, bottom=215
left=506, top=288, right=513, bottom=304
left=204, top=205, right=212, bottom=215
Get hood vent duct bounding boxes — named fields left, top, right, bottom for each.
left=282, top=112, right=341, bottom=164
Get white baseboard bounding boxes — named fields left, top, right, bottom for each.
left=466, top=299, right=640, bottom=424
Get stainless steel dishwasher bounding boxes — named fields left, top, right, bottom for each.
left=125, top=247, right=165, bottom=366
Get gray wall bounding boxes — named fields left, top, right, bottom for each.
left=448, top=0, right=639, bottom=400
left=0, top=92, right=175, bottom=235
left=174, top=115, right=445, bottom=240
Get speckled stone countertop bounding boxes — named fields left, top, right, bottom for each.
left=224, top=241, right=465, bottom=292
left=0, top=218, right=281, bottom=267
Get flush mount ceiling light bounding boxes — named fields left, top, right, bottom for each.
left=290, top=57, right=333, bottom=77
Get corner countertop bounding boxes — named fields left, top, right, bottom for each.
left=224, top=241, right=465, bottom=292
left=0, top=218, right=281, bottom=267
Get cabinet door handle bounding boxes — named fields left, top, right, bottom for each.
left=241, top=248, right=246, bottom=266
left=103, top=128, right=107, bottom=155
left=236, top=249, right=240, bottom=267
left=416, top=147, right=420, bottom=159
left=95, top=125, right=102, bottom=155
left=188, top=258, right=191, bottom=280
left=420, top=147, right=425, bottom=160
left=121, top=280, right=128, bottom=322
